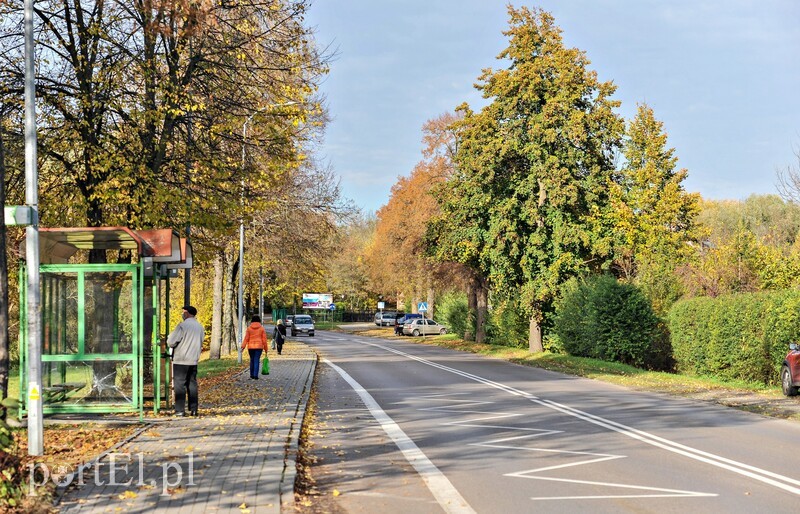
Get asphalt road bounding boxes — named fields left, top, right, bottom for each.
left=296, top=330, right=800, bottom=513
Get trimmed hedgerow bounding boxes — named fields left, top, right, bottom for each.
left=667, top=290, right=800, bottom=385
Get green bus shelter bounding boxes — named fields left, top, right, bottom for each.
left=18, top=227, right=193, bottom=420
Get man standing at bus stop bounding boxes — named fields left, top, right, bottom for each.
left=167, top=305, right=205, bottom=417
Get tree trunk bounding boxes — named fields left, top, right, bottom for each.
left=210, top=251, right=224, bottom=359
left=426, top=286, right=435, bottom=320
left=0, top=124, right=9, bottom=411
left=528, top=303, right=544, bottom=353
left=232, top=255, right=241, bottom=348
left=230, top=295, right=240, bottom=354
left=222, top=255, right=233, bottom=356
left=475, top=277, right=488, bottom=344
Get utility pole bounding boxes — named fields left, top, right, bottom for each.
left=24, top=0, right=43, bottom=456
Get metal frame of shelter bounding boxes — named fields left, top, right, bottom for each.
left=17, top=227, right=192, bottom=420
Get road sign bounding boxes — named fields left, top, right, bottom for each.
left=329, top=303, right=336, bottom=311
left=378, top=301, right=385, bottom=309
left=418, top=302, right=428, bottom=312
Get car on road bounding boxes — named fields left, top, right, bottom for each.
left=781, top=342, right=800, bottom=396
left=291, top=315, right=315, bottom=337
left=285, top=315, right=294, bottom=330
left=402, top=318, right=447, bottom=337
left=374, top=311, right=398, bottom=326
left=395, top=313, right=422, bottom=334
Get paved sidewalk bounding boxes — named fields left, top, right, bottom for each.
left=57, top=341, right=317, bottom=513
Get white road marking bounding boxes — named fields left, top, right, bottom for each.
left=407, top=393, right=715, bottom=500
left=323, top=358, right=476, bottom=514
left=361, top=341, right=800, bottom=497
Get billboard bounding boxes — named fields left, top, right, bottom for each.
left=302, top=293, right=333, bottom=310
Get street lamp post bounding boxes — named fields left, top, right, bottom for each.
left=238, top=101, right=298, bottom=364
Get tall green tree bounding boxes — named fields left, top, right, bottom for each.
left=438, top=7, right=623, bottom=351
left=606, top=104, right=699, bottom=313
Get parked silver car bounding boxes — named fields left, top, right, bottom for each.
left=374, top=311, right=398, bottom=326
left=402, top=318, right=447, bottom=336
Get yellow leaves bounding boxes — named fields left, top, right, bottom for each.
left=118, top=490, right=138, bottom=500
left=239, top=502, right=250, bottom=513
left=332, top=489, right=341, bottom=497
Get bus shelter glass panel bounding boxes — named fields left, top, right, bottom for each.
left=20, top=264, right=143, bottom=416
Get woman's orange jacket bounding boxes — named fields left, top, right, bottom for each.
left=242, top=322, right=269, bottom=350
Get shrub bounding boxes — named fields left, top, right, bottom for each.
left=554, top=275, right=667, bottom=369
left=436, top=292, right=468, bottom=338
left=485, top=297, right=529, bottom=348
left=668, top=290, right=800, bottom=385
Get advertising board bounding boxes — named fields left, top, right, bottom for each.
left=302, top=293, right=333, bottom=310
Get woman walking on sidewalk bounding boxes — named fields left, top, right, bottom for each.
left=274, top=319, right=287, bottom=355
left=242, top=315, right=269, bottom=379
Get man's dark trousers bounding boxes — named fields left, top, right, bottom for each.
left=173, top=364, right=198, bottom=414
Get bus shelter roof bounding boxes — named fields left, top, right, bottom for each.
left=22, top=227, right=192, bottom=267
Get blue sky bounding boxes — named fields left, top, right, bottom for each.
left=306, top=1, right=800, bottom=214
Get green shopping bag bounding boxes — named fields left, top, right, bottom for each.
left=261, top=355, right=270, bottom=375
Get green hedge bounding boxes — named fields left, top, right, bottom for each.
left=553, top=275, right=667, bottom=369
left=668, top=290, right=800, bottom=385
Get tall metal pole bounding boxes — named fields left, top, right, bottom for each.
left=237, top=101, right=296, bottom=364
left=237, top=221, right=244, bottom=364
left=238, top=120, right=248, bottom=365
left=184, top=224, right=190, bottom=305
left=259, top=267, right=263, bottom=322
left=24, top=0, right=43, bottom=456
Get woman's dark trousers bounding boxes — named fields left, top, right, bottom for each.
left=249, top=349, right=263, bottom=378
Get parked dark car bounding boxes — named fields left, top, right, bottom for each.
left=395, top=313, right=422, bottom=335
left=781, top=342, right=800, bottom=396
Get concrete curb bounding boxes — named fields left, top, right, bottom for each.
left=279, top=348, right=318, bottom=512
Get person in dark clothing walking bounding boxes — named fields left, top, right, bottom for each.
left=167, top=306, right=205, bottom=417
left=274, top=319, right=287, bottom=355
left=242, top=315, right=269, bottom=379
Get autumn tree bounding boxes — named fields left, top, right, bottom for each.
left=0, top=0, right=324, bottom=233
left=681, top=196, right=800, bottom=297
left=366, top=113, right=465, bottom=317
left=426, top=112, right=491, bottom=343
left=605, top=104, right=700, bottom=313
left=325, top=213, right=377, bottom=312
left=0, top=1, right=329, bottom=360
left=436, top=7, right=623, bottom=351
left=0, top=115, right=9, bottom=407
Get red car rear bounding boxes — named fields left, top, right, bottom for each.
left=782, top=343, right=800, bottom=396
